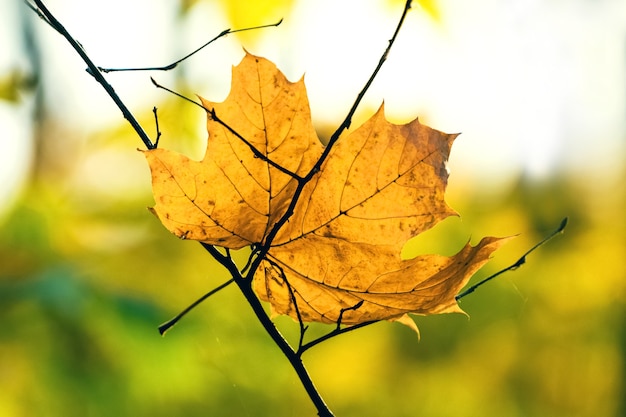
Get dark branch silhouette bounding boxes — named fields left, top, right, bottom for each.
left=98, top=20, right=282, bottom=73
left=158, top=278, right=235, bottom=335
left=26, top=0, right=157, bottom=150
left=149, top=77, right=304, bottom=181
left=456, top=217, right=568, bottom=300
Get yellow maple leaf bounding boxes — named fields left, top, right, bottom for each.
left=143, top=52, right=506, bottom=327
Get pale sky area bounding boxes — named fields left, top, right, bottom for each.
left=1, top=0, right=625, bottom=218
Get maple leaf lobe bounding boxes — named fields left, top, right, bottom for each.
left=144, top=52, right=323, bottom=249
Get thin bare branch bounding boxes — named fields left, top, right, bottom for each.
left=158, top=279, right=235, bottom=335
left=26, top=0, right=156, bottom=149
left=323, top=0, right=413, bottom=150
left=149, top=77, right=304, bottom=181
left=300, top=320, right=379, bottom=355
left=98, top=19, right=282, bottom=73
left=336, top=300, right=365, bottom=331
left=456, top=217, right=568, bottom=300
left=152, top=106, right=162, bottom=148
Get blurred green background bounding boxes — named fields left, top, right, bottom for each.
left=1, top=0, right=624, bottom=416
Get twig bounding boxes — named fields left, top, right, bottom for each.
left=149, top=77, right=304, bottom=181
left=26, top=0, right=156, bottom=149
left=152, top=107, right=162, bottom=148
left=335, top=300, right=364, bottom=330
left=300, top=320, right=378, bottom=354
left=322, top=0, right=413, bottom=149
left=158, top=278, right=235, bottom=335
left=98, top=20, right=282, bottom=73
left=456, top=217, right=568, bottom=300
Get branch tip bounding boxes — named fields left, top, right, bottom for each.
left=157, top=278, right=235, bottom=335
left=97, top=20, right=282, bottom=73
left=456, top=217, right=568, bottom=300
